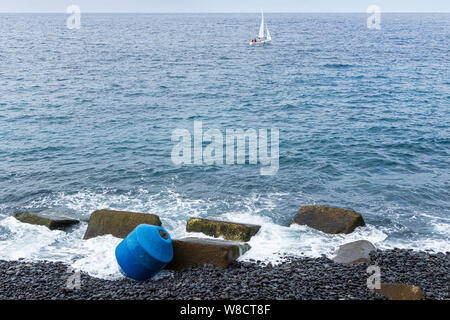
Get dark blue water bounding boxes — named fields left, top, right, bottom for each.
left=0, top=14, right=449, bottom=273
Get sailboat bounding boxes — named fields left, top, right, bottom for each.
left=249, top=10, right=272, bottom=45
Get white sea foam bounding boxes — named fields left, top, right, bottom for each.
left=219, top=212, right=389, bottom=262
left=1, top=189, right=449, bottom=279
left=72, top=235, right=122, bottom=280
left=0, top=217, right=123, bottom=280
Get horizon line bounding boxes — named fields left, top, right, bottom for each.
left=0, top=11, right=449, bottom=14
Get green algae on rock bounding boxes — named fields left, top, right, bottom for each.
left=186, top=217, right=261, bottom=242
left=13, top=212, right=79, bottom=231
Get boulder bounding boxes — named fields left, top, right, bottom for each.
left=83, top=209, right=162, bottom=240
left=165, top=237, right=251, bottom=270
left=292, top=205, right=365, bottom=234
left=186, top=217, right=261, bottom=242
left=374, top=283, right=424, bottom=300
left=332, top=240, right=376, bottom=264
left=13, top=212, right=79, bottom=231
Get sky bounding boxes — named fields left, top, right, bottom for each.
left=0, top=0, right=449, bottom=13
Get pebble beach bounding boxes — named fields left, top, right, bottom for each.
left=1, top=249, right=448, bottom=300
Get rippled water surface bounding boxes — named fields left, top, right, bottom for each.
left=0, top=13, right=449, bottom=278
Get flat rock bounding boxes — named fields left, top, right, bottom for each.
left=13, top=212, right=79, bottom=231
left=165, top=237, right=251, bottom=270
left=374, top=283, right=425, bottom=300
left=333, top=240, right=376, bottom=264
left=83, top=209, right=162, bottom=240
left=186, top=217, right=261, bottom=242
left=292, top=205, right=365, bottom=234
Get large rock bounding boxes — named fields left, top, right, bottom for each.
left=292, top=205, right=365, bottom=234
left=374, top=283, right=424, bottom=300
left=186, top=217, right=261, bottom=242
left=332, top=240, right=376, bottom=264
left=83, top=209, right=162, bottom=240
left=165, top=237, right=251, bottom=270
left=13, top=212, right=79, bottom=231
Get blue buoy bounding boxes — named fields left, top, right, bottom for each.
left=115, top=224, right=173, bottom=281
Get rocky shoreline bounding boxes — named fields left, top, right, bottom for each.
left=1, top=249, right=448, bottom=300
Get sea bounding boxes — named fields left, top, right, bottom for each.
left=0, top=13, right=449, bottom=279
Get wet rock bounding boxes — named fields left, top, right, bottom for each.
left=333, top=240, right=376, bottom=264
left=186, top=217, right=261, bottom=242
left=292, top=205, right=365, bottom=234
left=374, top=283, right=425, bottom=300
left=83, top=209, right=161, bottom=240
left=165, top=237, right=251, bottom=270
left=13, top=212, right=79, bottom=231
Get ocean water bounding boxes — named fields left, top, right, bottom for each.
left=0, top=13, right=449, bottom=279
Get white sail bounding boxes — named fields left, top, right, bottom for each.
left=266, top=25, right=271, bottom=41
left=258, top=11, right=264, bottom=39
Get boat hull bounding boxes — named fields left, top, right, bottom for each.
left=248, top=40, right=271, bottom=46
